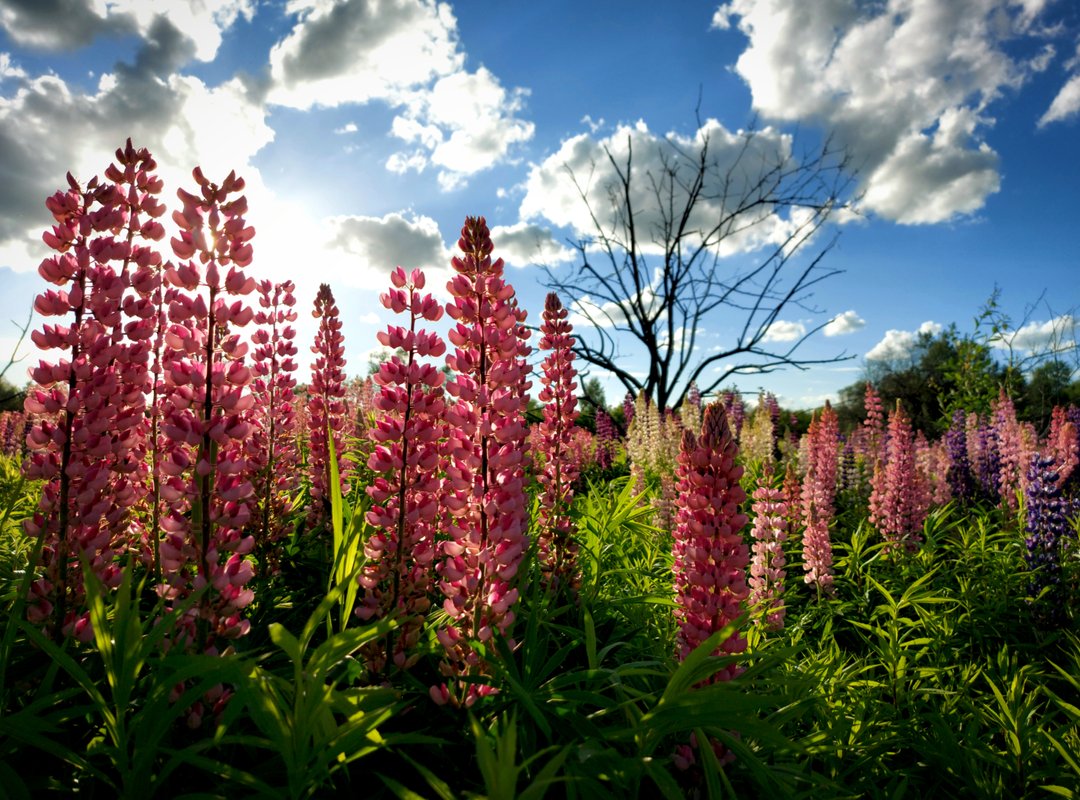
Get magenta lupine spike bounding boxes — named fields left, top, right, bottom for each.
left=800, top=403, right=839, bottom=595
left=157, top=167, right=257, bottom=651
left=1047, top=406, right=1078, bottom=484
left=720, top=389, right=745, bottom=441
left=991, top=389, right=1026, bottom=509
left=23, top=143, right=165, bottom=640
left=432, top=217, right=532, bottom=707
left=749, top=485, right=788, bottom=632
left=869, top=402, right=931, bottom=554
left=594, top=408, right=616, bottom=470
left=535, top=292, right=581, bottom=593
left=862, top=382, right=885, bottom=464
left=249, top=279, right=300, bottom=570
left=671, top=402, right=749, bottom=673
left=307, top=283, right=350, bottom=528
left=356, top=267, right=445, bottom=674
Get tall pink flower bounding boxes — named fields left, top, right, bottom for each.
left=749, top=485, right=788, bottom=631
left=535, top=292, right=581, bottom=593
left=432, top=217, right=532, bottom=707
left=249, top=279, right=300, bottom=569
left=357, top=267, right=445, bottom=674
left=157, top=167, right=257, bottom=650
left=862, top=382, right=885, bottom=464
left=869, top=402, right=930, bottom=554
left=307, top=283, right=350, bottom=528
left=801, top=403, right=839, bottom=594
left=671, top=402, right=749, bottom=673
left=23, top=142, right=165, bottom=639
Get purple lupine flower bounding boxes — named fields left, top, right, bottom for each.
left=1024, top=454, right=1068, bottom=624
left=945, top=409, right=975, bottom=505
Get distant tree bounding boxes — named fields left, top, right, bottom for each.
left=1021, top=360, right=1074, bottom=432
left=542, top=120, right=855, bottom=412
left=575, top=376, right=606, bottom=432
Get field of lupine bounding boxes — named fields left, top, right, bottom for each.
left=0, top=140, right=1078, bottom=799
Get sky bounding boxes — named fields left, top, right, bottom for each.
left=0, top=0, right=1078, bottom=411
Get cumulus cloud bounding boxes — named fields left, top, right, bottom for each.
left=520, top=119, right=810, bottom=257
left=865, top=321, right=943, bottom=361
left=714, top=0, right=1068, bottom=223
left=268, top=0, right=461, bottom=107
left=824, top=309, right=866, bottom=337
left=992, top=314, right=1077, bottom=353
left=326, top=211, right=450, bottom=277
left=762, top=320, right=805, bottom=343
left=489, top=222, right=575, bottom=267
left=0, top=19, right=274, bottom=269
left=1039, top=73, right=1080, bottom=126
left=0, top=0, right=253, bottom=61
left=267, top=0, right=533, bottom=187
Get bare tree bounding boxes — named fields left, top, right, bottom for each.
left=542, top=121, right=857, bottom=411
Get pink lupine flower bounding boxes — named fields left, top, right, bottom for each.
left=594, top=408, right=617, bottom=470
left=307, top=283, right=350, bottom=528
left=869, top=402, right=931, bottom=554
left=249, top=279, right=300, bottom=570
left=800, top=403, right=839, bottom=595
left=671, top=402, right=749, bottom=672
left=156, top=166, right=257, bottom=651
left=862, top=382, right=885, bottom=464
left=1047, top=406, right=1078, bottom=484
left=535, top=292, right=582, bottom=593
left=23, top=141, right=165, bottom=638
left=991, top=389, right=1029, bottom=509
left=749, top=485, right=788, bottom=631
left=356, top=267, right=445, bottom=674
left=433, top=217, right=532, bottom=706
left=720, top=389, right=745, bottom=442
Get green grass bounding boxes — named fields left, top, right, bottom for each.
left=0, top=460, right=1077, bottom=799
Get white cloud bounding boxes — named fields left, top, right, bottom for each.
left=865, top=320, right=942, bottom=361
left=325, top=211, right=450, bottom=279
left=1039, top=73, right=1080, bottom=126
left=823, top=309, right=866, bottom=337
left=268, top=0, right=533, bottom=187
left=520, top=119, right=809, bottom=257
left=0, top=23, right=274, bottom=263
left=0, top=0, right=253, bottom=61
left=992, top=314, right=1077, bottom=353
left=268, top=0, right=461, bottom=108
left=489, top=222, right=575, bottom=267
left=335, top=121, right=359, bottom=134
left=714, top=0, right=1065, bottom=223
left=762, top=319, right=805, bottom=343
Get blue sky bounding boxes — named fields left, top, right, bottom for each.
left=0, top=0, right=1078, bottom=410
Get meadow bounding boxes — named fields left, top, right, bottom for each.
left=0, top=141, right=1077, bottom=799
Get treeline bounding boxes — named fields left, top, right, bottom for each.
left=831, top=322, right=1078, bottom=436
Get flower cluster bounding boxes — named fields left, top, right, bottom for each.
left=24, top=140, right=166, bottom=638
left=433, top=217, right=532, bottom=706
left=157, top=167, right=257, bottom=650
left=748, top=485, right=787, bottom=631
left=357, top=267, right=445, bottom=674
left=1024, top=454, right=1069, bottom=624
left=800, top=403, right=839, bottom=594
left=249, top=279, right=300, bottom=568
left=671, top=402, right=749, bottom=674
left=535, top=292, right=581, bottom=593
left=869, top=402, right=930, bottom=554
left=307, top=283, right=350, bottom=528
left=945, top=409, right=976, bottom=504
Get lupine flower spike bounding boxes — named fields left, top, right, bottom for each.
left=307, top=283, right=350, bottom=528
left=433, top=217, right=532, bottom=707
left=358, top=267, right=445, bottom=674
left=535, top=292, right=581, bottom=594
left=157, top=166, right=257, bottom=653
